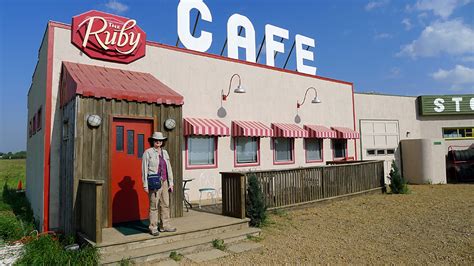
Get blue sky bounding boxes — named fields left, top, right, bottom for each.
left=1, top=0, right=473, bottom=152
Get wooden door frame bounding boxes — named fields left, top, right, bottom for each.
left=107, top=115, right=156, bottom=227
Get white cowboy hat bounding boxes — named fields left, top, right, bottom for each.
left=148, top=132, right=167, bottom=141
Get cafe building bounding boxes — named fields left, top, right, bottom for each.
left=26, top=9, right=473, bottom=235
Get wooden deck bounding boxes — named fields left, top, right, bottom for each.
left=89, top=210, right=260, bottom=264
left=99, top=209, right=247, bottom=246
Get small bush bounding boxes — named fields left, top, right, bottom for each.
left=212, top=238, right=226, bottom=251
left=119, top=257, right=133, bottom=265
left=169, top=251, right=184, bottom=261
left=246, top=174, right=267, bottom=227
left=388, top=161, right=409, bottom=194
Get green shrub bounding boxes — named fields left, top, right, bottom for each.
left=246, top=174, right=267, bottom=227
left=388, top=161, right=409, bottom=194
left=15, top=234, right=99, bottom=265
left=212, top=238, right=226, bottom=251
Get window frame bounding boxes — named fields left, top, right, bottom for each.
left=185, top=136, right=218, bottom=170
left=332, top=139, right=348, bottom=160
left=273, top=137, right=295, bottom=165
left=305, top=138, right=324, bottom=163
left=442, top=127, right=474, bottom=140
left=234, top=137, right=260, bottom=167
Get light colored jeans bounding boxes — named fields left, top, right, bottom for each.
left=148, top=180, right=171, bottom=233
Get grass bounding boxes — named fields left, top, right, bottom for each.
left=0, top=159, right=99, bottom=264
left=246, top=234, right=264, bottom=242
left=169, top=251, right=184, bottom=261
left=0, top=159, right=26, bottom=189
left=15, top=234, right=99, bottom=265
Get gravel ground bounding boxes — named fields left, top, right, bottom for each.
left=209, top=184, right=473, bottom=265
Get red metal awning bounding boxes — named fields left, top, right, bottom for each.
left=271, top=123, right=308, bottom=138
left=184, top=118, right=230, bottom=136
left=331, top=127, right=360, bottom=139
left=60, top=61, right=184, bottom=106
left=304, top=125, right=337, bottom=139
left=232, top=121, right=273, bottom=137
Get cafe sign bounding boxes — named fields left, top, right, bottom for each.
left=418, top=94, right=474, bottom=115
left=71, top=10, right=146, bottom=64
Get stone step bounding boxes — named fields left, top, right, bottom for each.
left=100, top=227, right=261, bottom=264
left=99, top=220, right=249, bottom=255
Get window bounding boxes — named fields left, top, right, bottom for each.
left=29, top=120, right=33, bottom=138
left=187, top=136, right=217, bottom=168
left=443, top=127, right=474, bottom=139
left=36, top=107, right=42, bottom=131
left=274, top=138, right=294, bottom=164
left=387, top=149, right=395, bottom=155
left=305, top=138, right=322, bottom=162
left=235, top=137, right=259, bottom=166
left=32, top=114, right=37, bottom=134
left=127, top=130, right=134, bottom=155
left=116, top=126, right=124, bottom=151
left=367, top=149, right=376, bottom=156
left=333, top=139, right=347, bottom=159
left=376, top=149, right=386, bottom=155
left=137, top=134, right=145, bottom=158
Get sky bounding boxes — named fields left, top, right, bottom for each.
left=0, top=0, right=473, bottom=152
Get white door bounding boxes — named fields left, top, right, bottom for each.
left=360, top=120, right=400, bottom=183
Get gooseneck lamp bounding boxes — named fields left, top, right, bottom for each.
left=297, top=87, right=321, bottom=108
left=222, top=73, right=246, bottom=101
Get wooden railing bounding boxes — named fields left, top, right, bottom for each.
left=78, top=179, right=104, bottom=243
left=221, top=160, right=384, bottom=218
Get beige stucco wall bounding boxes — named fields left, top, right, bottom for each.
left=400, top=139, right=447, bottom=184
left=48, top=27, right=355, bottom=204
left=26, top=27, right=48, bottom=229
left=419, top=115, right=474, bottom=149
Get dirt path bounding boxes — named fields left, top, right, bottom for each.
left=211, top=184, right=473, bottom=264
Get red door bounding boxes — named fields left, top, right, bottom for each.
left=111, top=118, right=153, bottom=224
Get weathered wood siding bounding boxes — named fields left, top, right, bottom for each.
left=60, top=96, right=183, bottom=232
left=59, top=99, right=76, bottom=235
left=221, top=161, right=384, bottom=218
left=78, top=179, right=103, bottom=243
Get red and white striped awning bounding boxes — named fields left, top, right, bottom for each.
left=331, top=126, right=360, bottom=139
left=232, top=121, right=273, bottom=137
left=183, top=118, right=230, bottom=136
left=304, top=125, right=337, bottom=139
left=272, top=123, right=308, bottom=138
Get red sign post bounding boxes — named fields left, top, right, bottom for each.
left=71, top=10, right=146, bottom=64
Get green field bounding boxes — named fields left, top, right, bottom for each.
left=0, top=159, right=26, bottom=189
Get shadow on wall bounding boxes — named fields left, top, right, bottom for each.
left=113, top=176, right=140, bottom=224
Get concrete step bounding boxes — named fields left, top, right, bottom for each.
left=100, top=227, right=261, bottom=264
left=99, top=219, right=250, bottom=255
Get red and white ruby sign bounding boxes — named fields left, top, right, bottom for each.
left=71, top=10, right=146, bottom=64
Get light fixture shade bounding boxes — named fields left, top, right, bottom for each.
left=311, top=96, right=321, bottom=104
left=87, top=114, right=102, bottom=127
left=234, top=85, right=246, bottom=94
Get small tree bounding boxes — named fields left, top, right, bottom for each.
left=388, top=161, right=409, bottom=194
left=246, top=174, right=267, bottom=227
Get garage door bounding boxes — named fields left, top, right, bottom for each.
left=360, top=120, right=400, bottom=182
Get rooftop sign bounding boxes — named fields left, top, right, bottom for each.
left=418, top=95, right=474, bottom=116
left=71, top=10, right=146, bottom=64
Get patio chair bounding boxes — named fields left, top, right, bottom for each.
left=198, top=173, right=218, bottom=209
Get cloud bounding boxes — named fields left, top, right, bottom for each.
left=374, top=33, right=392, bottom=40
left=365, top=0, right=390, bottom=11
left=408, top=0, right=471, bottom=19
left=431, top=65, right=474, bottom=91
left=387, top=67, right=402, bottom=79
left=104, top=0, right=129, bottom=14
left=402, top=18, right=413, bottom=30
left=461, top=56, right=474, bottom=62
left=398, top=19, right=474, bottom=58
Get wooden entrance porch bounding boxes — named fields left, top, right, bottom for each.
left=78, top=209, right=259, bottom=264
